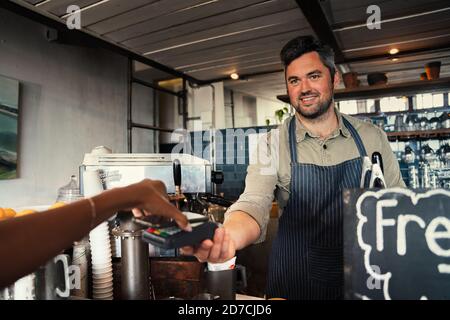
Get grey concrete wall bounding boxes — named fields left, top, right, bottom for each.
left=0, top=8, right=152, bottom=207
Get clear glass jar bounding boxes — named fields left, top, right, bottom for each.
left=56, top=175, right=84, bottom=203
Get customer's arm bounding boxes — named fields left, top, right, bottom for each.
left=0, top=179, right=189, bottom=288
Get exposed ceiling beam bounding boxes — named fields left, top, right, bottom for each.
left=294, top=0, right=345, bottom=63
left=1, top=0, right=202, bottom=84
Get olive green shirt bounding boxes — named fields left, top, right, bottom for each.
left=226, top=108, right=406, bottom=243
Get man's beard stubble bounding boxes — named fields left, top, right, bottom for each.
left=293, top=92, right=333, bottom=120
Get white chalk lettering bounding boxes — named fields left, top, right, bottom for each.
left=438, top=264, right=450, bottom=274
left=397, top=215, right=426, bottom=256
left=425, top=217, right=450, bottom=257
left=376, top=199, right=397, bottom=252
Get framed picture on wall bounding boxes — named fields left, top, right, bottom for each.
left=0, top=75, right=19, bottom=179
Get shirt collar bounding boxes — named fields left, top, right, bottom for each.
left=294, top=107, right=352, bottom=142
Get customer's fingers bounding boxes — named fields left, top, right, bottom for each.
left=149, top=180, right=169, bottom=200
left=131, top=208, right=143, bottom=218
left=141, top=192, right=190, bottom=232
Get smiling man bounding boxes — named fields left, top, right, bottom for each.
left=182, top=36, right=405, bottom=300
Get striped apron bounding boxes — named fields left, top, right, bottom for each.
left=266, top=116, right=369, bottom=300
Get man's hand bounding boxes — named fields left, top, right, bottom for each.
left=180, top=227, right=236, bottom=263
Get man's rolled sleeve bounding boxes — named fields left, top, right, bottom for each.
left=225, top=133, right=278, bottom=244
left=377, top=127, right=406, bottom=188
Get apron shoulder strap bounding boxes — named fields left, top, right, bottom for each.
left=342, top=117, right=368, bottom=158
left=288, top=116, right=298, bottom=164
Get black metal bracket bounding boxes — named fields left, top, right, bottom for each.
left=295, top=0, right=345, bottom=63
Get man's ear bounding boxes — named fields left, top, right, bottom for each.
left=333, top=68, right=341, bottom=89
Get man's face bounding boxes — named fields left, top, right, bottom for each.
left=285, top=51, right=339, bottom=119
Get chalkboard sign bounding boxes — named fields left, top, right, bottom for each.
left=344, top=188, right=450, bottom=300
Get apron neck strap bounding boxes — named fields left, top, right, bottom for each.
left=288, top=115, right=368, bottom=164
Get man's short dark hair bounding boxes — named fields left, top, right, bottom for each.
left=280, top=36, right=336, bottom=79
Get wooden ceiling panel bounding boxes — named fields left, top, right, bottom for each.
left=173, top=48, right=281, bottom=71
left=178, top=51, right=280, bottom=74
left=134, top=9, right=305, bottom=54
left=141, top=23, right=308, bottom=65
left=74, top=0, right=158, bottom=27
left=336, top=13, right=450, bottom=51
left=321, top=0, right=449, bottom=26
left=150, top=29, right=306, bottom=66
left=87, top=0, right=209, bottom=35
left=224, top=71, right=286, bottom=100
left=186, top=59, right=283, bottom=80
left=37, top=0, right=100, bottom=17
left=110, top=0, right=283, bottom=44
left=23, top=0, right=44, bottom=4
left=343, top=35, right=450, bottom=60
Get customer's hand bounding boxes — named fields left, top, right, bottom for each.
left=180, top=227, right=236, bottom=263
left=129, top=179, right=191, bottom=232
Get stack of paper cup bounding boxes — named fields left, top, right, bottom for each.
left=89, top=222, right=113, bottom=299
left=83, top=170, right=114, bottom=300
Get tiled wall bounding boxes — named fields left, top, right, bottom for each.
left=190, top=126, right=276, bottom=200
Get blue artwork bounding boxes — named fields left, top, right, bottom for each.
left=0, top=75, right=19, bottom=179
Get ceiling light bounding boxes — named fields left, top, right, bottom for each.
left=389, top=48, right=399, bottom=55
left=230, top=73, right=239, bottom=80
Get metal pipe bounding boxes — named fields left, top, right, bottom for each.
left=131, top=122, right=175, bottom=133
left=127, top=59, right=133, bottom=153
left=182, top=79, right=188, bottom=129
left=132, top=77, right=181, bottom=97
left=153, top=86, right=158, bottom=153
left=230, top=90, right=235, bottom=128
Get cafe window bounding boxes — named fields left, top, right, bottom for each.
left=415, top=93, right=444, bottom=109
left=338, top=100, right=358, bottom=115
left=379, top=96, right=408, bottom=112
left=366, top=99, right=376, bottom=113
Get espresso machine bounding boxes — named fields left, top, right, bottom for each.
left=79, top=146, right=235, bottom=299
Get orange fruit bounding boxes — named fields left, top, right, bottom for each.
left=0, top=208, right=5, bottom=220
left=16, top=209, right=36, bottom=217
left=50, top=202, right=66, bottom=209
left=4, top=208, right=16, bottom=218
